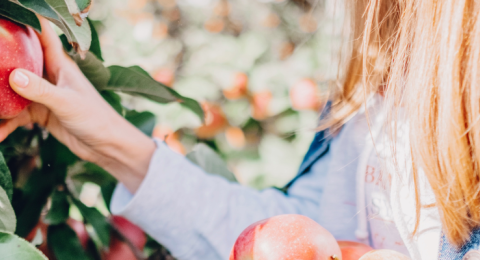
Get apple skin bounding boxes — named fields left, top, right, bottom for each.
left=103, top=216, right=147, bottom=260
left=358, top=250, right=411, bottom=260
left=229, top=214, right=342, bottom=260
left=338, top=241, right=373, bottom=260
left=0, top=17, right=43, bottom=119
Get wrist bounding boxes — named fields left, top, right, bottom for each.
left=95, top=117, right=156, bottom=193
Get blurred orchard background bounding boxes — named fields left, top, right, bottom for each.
left=87, top=0, right=344, bottom=190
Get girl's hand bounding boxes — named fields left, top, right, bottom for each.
left=0, top=17, right=155, bottom=193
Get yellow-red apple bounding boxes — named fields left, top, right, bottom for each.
left=229, top=214, right=342, bottom=260
left=359, top=250, right=411, bottom=260
left=338, top=241, right=373, bottom=260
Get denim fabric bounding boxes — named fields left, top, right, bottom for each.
left=439, top=229, right=480, bottom=260
left=283, top=103, right=333, bottom=190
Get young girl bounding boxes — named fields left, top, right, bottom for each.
left=1, top=0, right=478, bottom=259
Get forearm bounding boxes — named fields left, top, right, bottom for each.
left=93, top=115, right=156, bottom=194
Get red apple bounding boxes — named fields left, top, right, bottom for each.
left=195, top=102, right=228, bottom=139
left=338, top=241, right=373, bottom=260
left=153, top=68, right=175, bottom=87
left=223, top=73, right=248, bottom=100
left=0, top=17, right=43, bottom=119
left=290, top=79, right=321, bottom=111
left=67, top=218, right=89, bottom=249
left=103, top=216, right=147, bottom=260
left=229, top=214, right=342, bottom=260
left=359, top=250, right=411, bottom=260
left=225, top=126, right=246, bottom=149
left=25, top=218, right=89, bottom=260
left=152, top=125, right=186, bottom=155
left=250, top=90, right=272, bottom=120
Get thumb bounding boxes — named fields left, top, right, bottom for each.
left=9, top=69, right=66, bottom=108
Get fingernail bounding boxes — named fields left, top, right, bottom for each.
left=12, top=71, right=29, bottom=88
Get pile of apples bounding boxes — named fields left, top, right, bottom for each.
left=229, top=214, right=411, bottom=260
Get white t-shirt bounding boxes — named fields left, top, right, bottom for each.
left=358, top=95, right=442, bottom=259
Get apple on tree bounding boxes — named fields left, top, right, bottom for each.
left=103, top=216, right=148, bottom=260
left=229, top=214, right=342, bottom=260
left=290, top=79, right=322, bottom=111
left=223, top=72, right=248, bottom=100
left=0, top=16, right=43, bottom=119
left=195, top=102, right=228, bottom=139
left=25, top=218, right=89, bottom=259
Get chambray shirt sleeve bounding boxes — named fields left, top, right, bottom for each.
left=110, top=141, right=332, bottom=260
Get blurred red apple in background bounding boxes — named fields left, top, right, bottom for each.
left=153, top=68, right=175, bottom=87
left=152, top=125, right=186, bottom=155
left=250, top=90, right=272, bottom=120
left=103, top=216, right=147, bottom=260
left=0, top=17, right=43, bottom=119
left=229, top=214, right=342, bottom=260
left=195, top=102, right=228, bottom=139
left=25, top=218, right=89, bottom=259
left=223, top=73, right=248, bottom=100
left=359, top=250, right=411, bottom=260
left=225, top=126, right=246, bottom=149
left=338, top=241, right=373, bottom=260
left=290, top=79, right=321, bottom=111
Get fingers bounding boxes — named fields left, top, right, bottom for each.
left=0, top=110, right=31, bottom=142
left=36, top=16, right=74, bottom=82
left=37, top=16, right=64, bottom=58
left=9, top=69, right=68, bottom=111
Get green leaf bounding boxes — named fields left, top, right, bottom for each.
left=0, top=186, right=16, bottom=233
left=105, top=66, right=177, bottom=102
left=186, top=144, right=237, bottom=182
left=47, top=224, right=91, bottom=260
left=100, top=182, right=116, bottom=213
left=72, top=199, right=110, bottom=247
left=59, top=34, right=73, bottom=52
left=125, top=110, right=156, bottom=136
left=75, top=0, right=91, bottom=11
left=0, top=1, right=41, bottom=32
left=44, top=190, right=69, bottom=225
left=15, top=137, right=74, bottom=237
left=87, top=19, right=103, bottom=61
left=0, top=232, right=48, bottom=259
left=105, top=66, right=204, bottom=120
left=71, top=163, right=117, bottom=187
left=100, top=91, right=123, bottom=115
left=16, top=0, right=59, bottom=20
left=0, top=152, right=13, bottom=202
left=72, top=51, right=110, bottom=89
left=43, top=0, right=92, bottom=54
left=13, top=170, right=54, bottom=237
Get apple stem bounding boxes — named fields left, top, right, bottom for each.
left=330, top=255, right=340, bottom=260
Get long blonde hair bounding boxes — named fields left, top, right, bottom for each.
left=326, top=0, right=480, bottom=247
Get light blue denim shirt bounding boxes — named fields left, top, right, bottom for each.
left=439, top=231, right=480, bottom=260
